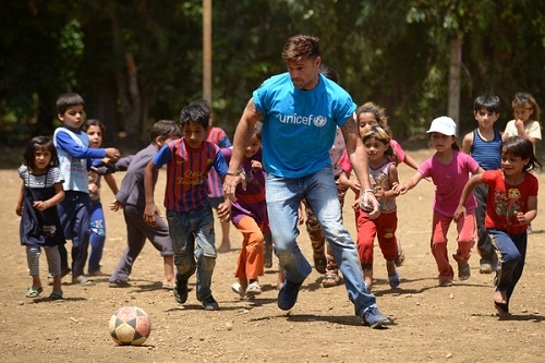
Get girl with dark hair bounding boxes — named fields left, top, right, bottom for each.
left=16, top=136, right=66, bottom=299
left=454, top=136, right=541, bottom=317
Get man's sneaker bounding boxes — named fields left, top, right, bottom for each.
left=201, top=295, right=219, bottom=310
left=361, top=306, right=391, bottom=328
left=174, top=276, right=188, bottom=304
left=277, top=279, right=303, bottom=311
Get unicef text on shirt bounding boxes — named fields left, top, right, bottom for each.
left=278, top=114, right=328, bottom=127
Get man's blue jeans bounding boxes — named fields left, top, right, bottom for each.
left=266, top=166, right=377, bottom=315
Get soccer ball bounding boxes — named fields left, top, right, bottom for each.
left=109, top=306, right=151, bottom=346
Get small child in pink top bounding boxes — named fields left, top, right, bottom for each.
left=394, top=117, right=484, bottom=287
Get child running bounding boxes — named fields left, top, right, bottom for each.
left=394, top=116, right=483, bottom=286
left=16, top=136, right=66, bottom=299
left=454, top=136, right=541, bottom=316
left=224, top=122, right=269, bottom=300
left=84, top=119, right=119, bottom=276
left=339, top=125, right=401, bottom=291
left=502, top=92, right=542, bottom=234
left=461, top=95, right=503, bottom=273
left=108, top=120, right=180, bottom=289
left=144, top=102, right=230, bottom=310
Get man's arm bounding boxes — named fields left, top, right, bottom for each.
left=223, top=98, right=262, bottom=201
left=340, top=115, right=379, bottom=217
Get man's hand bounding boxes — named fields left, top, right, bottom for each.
left=361, top=191, right=380, bottom=219
left=223, top=173, right=246, bottom=201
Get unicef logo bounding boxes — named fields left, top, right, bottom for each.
left=313, top=115, right=327, bottom=128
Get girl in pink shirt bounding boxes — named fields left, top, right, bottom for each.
left=395, top=117, right=484, bottom=287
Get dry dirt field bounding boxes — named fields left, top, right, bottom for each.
left=1, top=148, right=545, bottom=363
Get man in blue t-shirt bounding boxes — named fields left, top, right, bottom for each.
left=223, top=35, right=392, bottom=328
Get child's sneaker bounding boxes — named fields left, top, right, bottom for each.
left=388, top=271, right=400, bottom=289
left=174, top=276, right=188, bottom=304
left=322, top=270, right=342, bottom=288
left=452, top=254, right=470, bottom=280
left=231, top=282, right=245, bottom=299
left=245, top=281, right=262, bottom=297
left=479, top=261, right=493, bottom=274
left=201, top=295, right=219, bottom=310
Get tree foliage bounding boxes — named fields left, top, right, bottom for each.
left=2, top=1, right=545, bottom=148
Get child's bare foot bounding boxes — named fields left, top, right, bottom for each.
left=363, top=269, right=373, bottom=292
left=217, top=242, right=231, bottom=253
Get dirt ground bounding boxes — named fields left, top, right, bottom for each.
left=1, top=148, right=545, bottom=363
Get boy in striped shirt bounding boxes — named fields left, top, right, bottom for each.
left=461, top=94, right=503, bottom=274
left=144, top=102, right=230, bottom=310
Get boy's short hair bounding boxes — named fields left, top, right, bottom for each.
left=179, top=103, right=211, bottom=129
left=149, top=120, right=181, bottom=142
left=56, top=93, right=85, bottom=115
left=473, top=94, right=501, bottom=113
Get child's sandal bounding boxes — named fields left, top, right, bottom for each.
left=25, top=287, right=43, bottom=298
left=49, top=291, right=63, bottom=300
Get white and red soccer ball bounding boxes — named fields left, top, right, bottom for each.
left=109, top=306, right=151, bottom=346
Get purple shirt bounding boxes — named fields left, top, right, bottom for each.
left=418, top=150, right=479, bottom=217
left=221, top=148, right=268, bottom=228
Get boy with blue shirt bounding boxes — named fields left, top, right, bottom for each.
left=53, top=93, right=120, bottom=285
left=461, top=94, right=503, bottom=273
left=143, top=102, right=230, bottom=310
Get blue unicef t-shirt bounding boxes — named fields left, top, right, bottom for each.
left=253, top=72, right=356, bottom=178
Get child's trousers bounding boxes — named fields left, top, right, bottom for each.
left=431, top=210, right=475, bottom=281
left=234, top=215, right=265, bottom=280
left=488, top=229, right=527, bottom=302
left=109, top=204, right=173, bottom=283
left=356, top=210, right=399, bottom=268
left=57, top=191, right=92, bottom=278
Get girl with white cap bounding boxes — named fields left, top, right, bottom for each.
left=394, top=116, right=484, bottom=286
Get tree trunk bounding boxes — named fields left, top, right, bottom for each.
left=448, top=38, right=461, bottom=124
left=111, top=11, right=144, bottom=150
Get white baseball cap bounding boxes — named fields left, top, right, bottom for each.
left=426, top=116, right=457, bottom=136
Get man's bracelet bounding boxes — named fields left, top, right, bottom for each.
left=364, top=189, right=374, bottom=194
left=226, top=169, right=245, bottom=177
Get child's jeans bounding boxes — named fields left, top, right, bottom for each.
left=167, top=206, right=217, bottom=301
left=431, top=210, right=475, bottom=281
left=488, top=229, right=527, bottom=302
left=88, top=202, right=106, bottom=274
